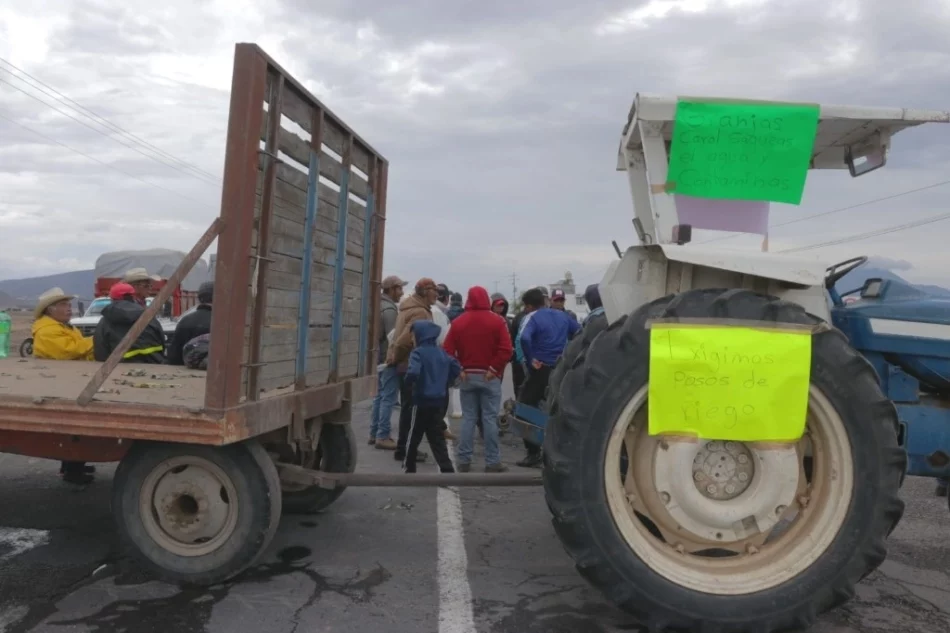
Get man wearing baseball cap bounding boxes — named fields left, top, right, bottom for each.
left=550, top=288, right=578, bottom=322
left=369, top=275, right=408, bottom=449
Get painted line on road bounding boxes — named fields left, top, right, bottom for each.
left=0, top=527, right=50, bottom=563
left=437, top=436, right=477, bottom=633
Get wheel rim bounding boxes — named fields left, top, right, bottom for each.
left=604, top=384, right=854, bottom=595
left=139, top=456, right=240, bottom=557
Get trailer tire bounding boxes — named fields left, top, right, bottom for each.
left=543, top=288, right=906, bottom=632
left=112, top=440, right=282, bottom=586
left=19, top=337, right=33, bottom=358
left=281, top=423, right=357, bottom=515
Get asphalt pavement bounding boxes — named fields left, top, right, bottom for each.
left=1, top=377, right=949, bottom=633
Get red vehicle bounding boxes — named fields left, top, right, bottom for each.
left=93, top=277, right=199, bottom=317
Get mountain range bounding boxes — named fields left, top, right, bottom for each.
left=0, top=261, right=947, bottom=311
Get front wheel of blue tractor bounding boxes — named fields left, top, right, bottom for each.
left=542, top=288, right=907, bottom=633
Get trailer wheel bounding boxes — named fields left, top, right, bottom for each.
left=112, top=440, right=282, bottom=586
left=543, top=288, right=906, bottom=632
left=281, top=423, right=357, bottom=515
left=19, top=337, right=33, bottom=358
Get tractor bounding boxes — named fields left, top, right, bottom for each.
left=507, top=94, right=950, bottom=632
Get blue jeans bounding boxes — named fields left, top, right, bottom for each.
left=370, top=366, right=399, bottom=440
left=458, top=373, right=502, bottom=466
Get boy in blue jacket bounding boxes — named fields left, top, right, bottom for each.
left=404, top=320, right=461, bottom=473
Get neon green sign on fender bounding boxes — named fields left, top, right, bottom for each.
left=666, top=100, right=820, bottom=205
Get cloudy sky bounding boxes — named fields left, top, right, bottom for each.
left=1, top=0, right=950, bottom=297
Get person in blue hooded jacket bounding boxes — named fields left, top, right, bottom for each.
left=517, top=289, right=581, bottom=467
left=403, top=320, right=461, bottom=473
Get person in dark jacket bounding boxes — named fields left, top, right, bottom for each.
left=509, top=307, right=528, bottom=398
left=403, top=320, right=460, bottom=474
left=447, top=292, right=464, bottom=321
left=93, top=283, right=166, bottom=364
left=551, top=288, right=578, bottom=321
left=582, top=283, right=607, bottom=330
left=167, top=281, right=213, bottom=365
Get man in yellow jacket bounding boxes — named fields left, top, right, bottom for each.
left=31, top=287, right=95, bottom=484
left=32, top=287, right=94, bottom=361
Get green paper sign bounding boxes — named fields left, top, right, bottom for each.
left=666, top=100, right=820, bottom=205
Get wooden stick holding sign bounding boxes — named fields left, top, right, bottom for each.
left=76, top=218, right=224, bottom=406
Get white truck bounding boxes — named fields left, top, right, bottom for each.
left=537, top=95, right=949, bottom=632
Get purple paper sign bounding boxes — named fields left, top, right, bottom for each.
left=675, top=194, right=770, bottom=235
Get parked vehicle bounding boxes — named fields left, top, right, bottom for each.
left=506, top=94, right=950, bottom=631
left=70, top=296, right=178, bottom=345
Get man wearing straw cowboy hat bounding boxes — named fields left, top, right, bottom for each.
left=30, top=287, right=96, bottom=484
left=122, top=267, right=162, bottom=306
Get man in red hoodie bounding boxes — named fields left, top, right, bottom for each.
left=443, top=286, right=513, bottom=473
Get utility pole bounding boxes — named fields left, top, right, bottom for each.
left=493, top=280, right=500, bottom=294
left=509, top=272, right=518, bottom=301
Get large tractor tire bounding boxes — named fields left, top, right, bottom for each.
left=112, top=440, right=282, bottom=586
left=280, top=422, right=357, bottom=515
left=543, top=288, right=906, bottom=632
left=543, top=312, right=609, bottom=415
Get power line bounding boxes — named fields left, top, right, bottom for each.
left=0, top=57, right=221, bottom=183
left=698, top=178, right=950, bottom=244
left=0, top=111, right=214, bottom=208
left=779, top=210, right=950, bottom=253
left=0, top=76, right=221, bottom=186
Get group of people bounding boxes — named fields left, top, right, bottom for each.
left=369, top=275, right=606, bottom=474
left=30, top=268, right=215, bottom=484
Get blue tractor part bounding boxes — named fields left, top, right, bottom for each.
left=829, top=257, right=950, bottom=487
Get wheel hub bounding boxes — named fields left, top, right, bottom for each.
left=692, top=441, right=754, bottom=501
left=654, top=439, right=800, bottom=542
left=140, top=457, right=239, bottom=556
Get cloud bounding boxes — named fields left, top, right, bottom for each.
left=1, top=0, right=950, bottom=297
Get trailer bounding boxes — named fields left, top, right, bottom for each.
left=0, top=43, right=394, bottom=585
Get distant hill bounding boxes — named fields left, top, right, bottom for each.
left=0, top=290, right=15, bottom=310
left=0, top=270, right=96, bottom=306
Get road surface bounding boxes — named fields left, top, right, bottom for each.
left=1, top=385, right=949, bottom=633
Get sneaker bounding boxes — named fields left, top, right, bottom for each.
left=516, top=452, right=543, bottom=468
left=443, top=429, right=458, bottom=441
left=368, top=437, right=376, bottom=446
left=485, top=463, right=509, bottom=473
left=457, top=463, right=471, bottom=473
left=375, top=438, right=397, bottom=450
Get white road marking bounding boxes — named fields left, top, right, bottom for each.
left=0, top=527, right=49, bottom=563
left=438, top=433, right=477, bottom=633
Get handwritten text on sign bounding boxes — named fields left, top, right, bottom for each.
left=666, top=101, right=820, bottom=205
left=647, top=324, right=812, bottom=442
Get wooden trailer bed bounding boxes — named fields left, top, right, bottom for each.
left=0, top=357, right=208, bottom=407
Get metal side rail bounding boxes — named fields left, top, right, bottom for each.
left=278, top=463, right=544, bottom=488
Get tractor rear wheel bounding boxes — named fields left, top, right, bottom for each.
left=543, top=288, right=906, bottom=632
